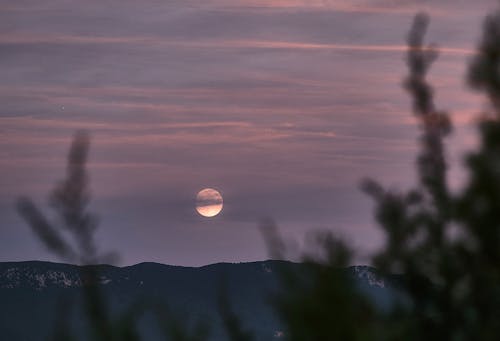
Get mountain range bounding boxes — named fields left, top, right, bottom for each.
left=0, top=260, right=403, bottom=340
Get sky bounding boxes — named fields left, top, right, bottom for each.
left=0, top=0, right=497, bottom=266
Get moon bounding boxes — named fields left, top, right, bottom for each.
left=196, top=188, right=223, bottom=217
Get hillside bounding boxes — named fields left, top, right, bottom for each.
left=0, top=260, right=403, bottom=340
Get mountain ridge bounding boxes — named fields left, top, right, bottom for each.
left=0, top=260, right=400, bottom=340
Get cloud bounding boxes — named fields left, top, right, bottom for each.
left=0, top=0, right=489, bottom=265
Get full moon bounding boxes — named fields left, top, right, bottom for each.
left=196, top=188, right=223, bottom=217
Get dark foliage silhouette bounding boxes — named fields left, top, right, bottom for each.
left=16, top=132, right=209, bottom=341
left=217, top=284, right=254, bottom=341
left=260, top=220, right=381, bottom=340
left=263, top=8, right=500, bottom=341
left=17, top=131, right=117, bottom=341
left=364, top=9, right=500, bottom=339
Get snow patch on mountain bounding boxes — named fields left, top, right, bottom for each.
left=352, top=266, right=385, bottom=288
left=0, top=266, right=82, bottom=289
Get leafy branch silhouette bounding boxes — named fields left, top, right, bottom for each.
left=16, top=132, right=210, bottom=341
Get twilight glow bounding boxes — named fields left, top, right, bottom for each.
left=0, top=0, right=494, bottom=266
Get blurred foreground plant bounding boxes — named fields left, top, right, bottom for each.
left=263, top=8, right=500, bottom=341
left=17, top=132, right=210, bottom=341
left=17, top=131, right=119, bottom=341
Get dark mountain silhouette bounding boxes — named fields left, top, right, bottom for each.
left=0, top=260, right=404, bottom=340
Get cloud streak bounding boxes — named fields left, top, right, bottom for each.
left=0, top=33, right=475, bottom=56
left=0, top=0, right=488, bottom=266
